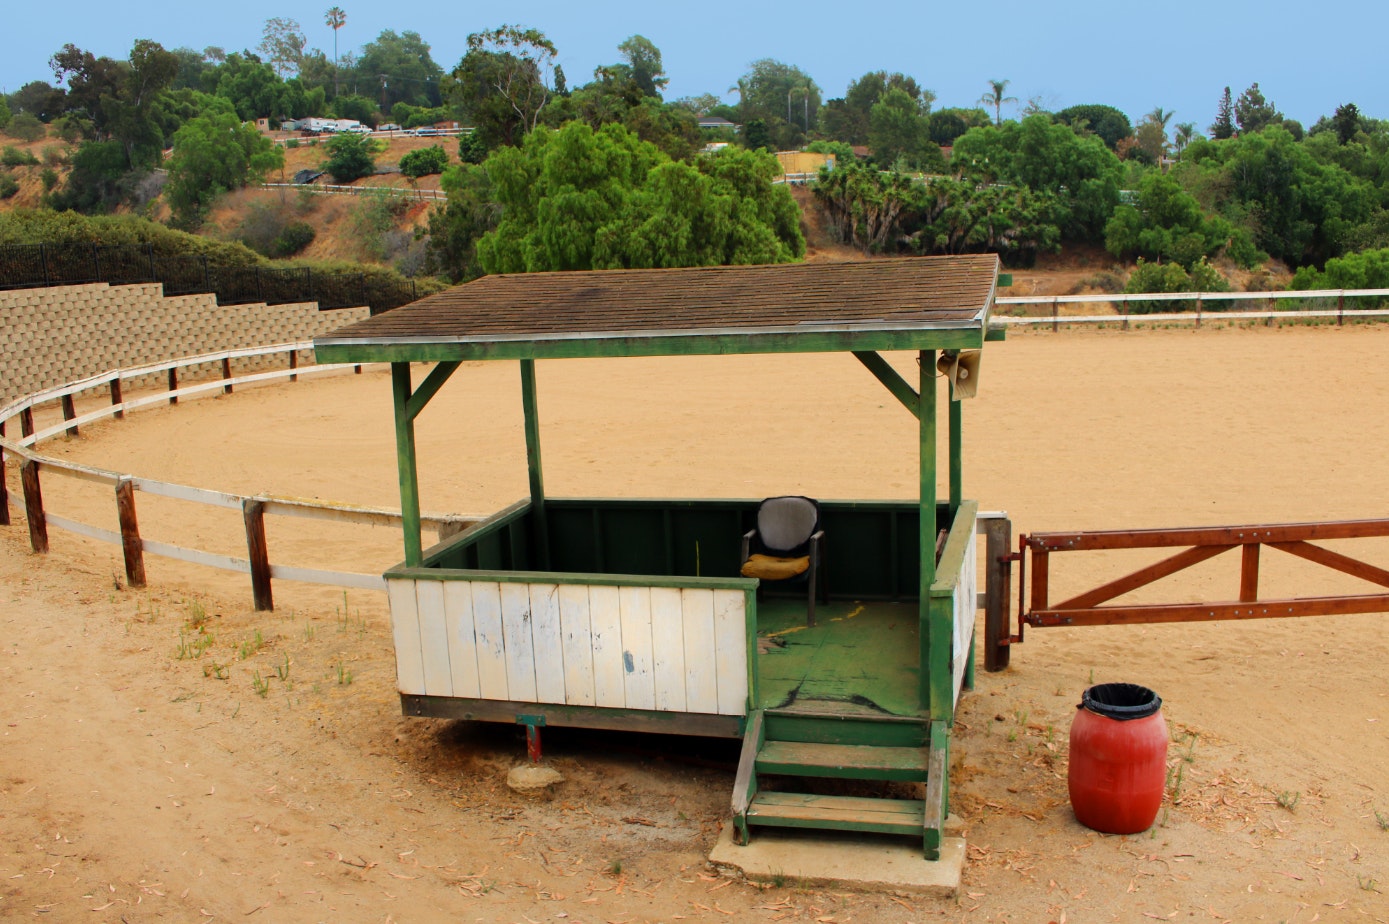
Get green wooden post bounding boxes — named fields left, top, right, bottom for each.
left=919, top=350, right=937, bottom=710
left=519, top=359, right=550, bottom=570
left=392, top=362, right=424, bottom=567
left=948, top=396, right=962, bottom=515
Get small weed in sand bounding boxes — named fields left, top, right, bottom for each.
left=239, top=629, right=266, bottom=660
left=1375, top=810, right=1389, bottom=831
left=1358, top=875, right=1380, bottom=893
left=175, top=629, right=214, bottom=660
left=204, top=661, right=229, bottom=681
left=606, top=859, right=623, bottom=877
left=274, top=652, right=291, bottom=682
left=1276, top=790, right=1301, bottom=812
left=336, top=661, right=353, bottom=685
left=303, top=623, right=315, bottom=642
left=184, top=599, right=209, bottom=630
left=252, top=670, right=270, bottom=698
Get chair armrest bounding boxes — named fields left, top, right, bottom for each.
left=808, top=530, right=825, bottom=563
left=741, top=529, right=757, bottom=563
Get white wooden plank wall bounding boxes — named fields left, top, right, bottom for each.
left=952, top=529, right=978, bottom=709
left=385, top=578, right=748, bottom=715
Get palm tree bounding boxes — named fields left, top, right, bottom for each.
left=325, top=6, right=347, bottom=98
left=1174, top=122, right=1196, bottom=154
left=978, top=79, right=1017, bottom=127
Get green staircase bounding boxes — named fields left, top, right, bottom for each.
left=732, top=709, right=951, bottom=859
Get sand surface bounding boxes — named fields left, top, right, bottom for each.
left=3, top=325, right=1388, bottom=922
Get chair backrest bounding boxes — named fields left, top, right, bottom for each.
left=757, top=496, right=820, bottom=553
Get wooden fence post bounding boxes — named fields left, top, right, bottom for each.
left=20, top=408, right=34, bottom=439
left=288, top=350, right=298, bottom=383
left=115, top=478, right=145, bottom=587
left=221, top=357, right=233, bottom=395
left=167, top=367, right=179, bottom=405
left=21, top=459, right=47, bottom=553
left=243, top=499, right=274, bottom=611
left=61, top=394, right=78, bottom=437
left=110, top=376, right=125, bottom=420
left=983, top=516, right=1012, bottom=673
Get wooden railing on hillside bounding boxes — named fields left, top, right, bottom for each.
left=0, top=343, right=479, bottom=610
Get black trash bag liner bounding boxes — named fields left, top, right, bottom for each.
left=1078, top=682, right=1162, bottom=721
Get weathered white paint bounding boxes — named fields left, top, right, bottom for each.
left=619, top=586, right=656, bottom=710
left=387, top=579, right=425, bottom=696
left=470, top=582, right=509, bottom=700
left=387, top=577, right=749, bottom=716
left=500, top=582, right=539, bottom=702
left=952, top=529, right=978, bottom=710
left=442, top=581, right=481, bottom=698
left=650, top=587, right=687, bottom=713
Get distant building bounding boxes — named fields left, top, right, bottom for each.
left=698, top=116, right=739, bottom=133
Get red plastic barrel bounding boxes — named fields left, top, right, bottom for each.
left=1068, top=683, right=1168, bottom=834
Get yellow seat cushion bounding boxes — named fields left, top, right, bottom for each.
left=741, top=554, right=810, bottom=581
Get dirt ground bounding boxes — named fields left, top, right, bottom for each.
left=3, top=324, right=1389, bottom=922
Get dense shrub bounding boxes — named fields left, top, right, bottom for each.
left=322, top=133, right=379, bottom=183
left=1, top=146, right=39, bottom=167
left=0, top=175, right=18, bottom=199
left=1124, top=257, right=1229, bottom=312
left=398, top=144, right=449, bottom=178
left=4, top=113, right=45, bottom=142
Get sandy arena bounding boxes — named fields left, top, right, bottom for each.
left=2, top=324, right=1387, bottom=922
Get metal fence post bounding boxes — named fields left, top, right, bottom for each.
left=39, top=243, right=50, bottom=287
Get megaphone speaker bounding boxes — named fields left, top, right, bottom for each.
left=935, top=350, right=982, bottom=399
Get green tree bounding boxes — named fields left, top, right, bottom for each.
left=474, top=121, right=802, bottom=273
left=617, top=35, right=667, bottom=98
left=165, top=110, right=283, bottom=227
left=868, top=88, right=931, bottom=169
left=1210, top=87, right=1235, bottom=140
left=952, top=115, right=1123, bottom=242
left=321, top=131, right=378, bottom=182
left=48, top=44, right=126, bottom=138
left=1104, top=171, right=1258, bottom=268
left=978, top=78, right=1017, bottom=127
left=11, top=82, right=65, bottom=122
left=354, top=30, right=444, bottom=110
left=258, top=18, right=306, bottom=78
left=1054, top=104, right=1133, bottom=151
left=731, top=59, right=821, bottom=142
left=214, top=52, right=286, bottom=120
left=821, top=71, right=931, bottom=145
left=425, top=162, right=498, bottom=281
left=447, top=26, right=557, bottom=148
left=1332, top=102, right=1362, bottom=144
left=1173, top=122, right=1197, bottom=154
left=1234, top=83, right=1281, bottom=134
left=0, top=97, right=10, bottom=131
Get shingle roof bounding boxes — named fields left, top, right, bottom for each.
left=315, top=255, right=998, bottom=361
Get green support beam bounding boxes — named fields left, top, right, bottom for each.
left=918, top=350, right=937, bottom=711
left=520, top=359, right=550, bottom=570
left=949, top=396, right=962, bottom=515
left=405, top=361, right=460, bottom=421
left=852, top=351, right=920, bottom=420
left=391, top=363, right=424, bottom=566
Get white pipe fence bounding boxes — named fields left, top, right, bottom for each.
left=0, top=343, right=480, bottom=610
left=994, top=288, right=1389, bottom=329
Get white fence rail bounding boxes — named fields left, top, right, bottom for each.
left=995, top=287, right=1389, bottom=328
left=0, top=343, right=480, bottom=610
left=261, top=183, right=447, bottom=201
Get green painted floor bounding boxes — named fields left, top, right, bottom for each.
left=755, top=599, right=923, bottom=718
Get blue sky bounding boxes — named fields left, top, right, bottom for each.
left=5, top=1, right=1382, bottom=132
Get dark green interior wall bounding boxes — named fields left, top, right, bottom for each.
left=424, top=498, right=957, bottom=601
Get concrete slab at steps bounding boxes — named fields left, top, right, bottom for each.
left=708, top=820, right=965, bottom=896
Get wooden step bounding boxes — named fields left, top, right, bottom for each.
left=756, top=741, right=928, bottom=781
left=747, top=791, right=924, bottom=836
